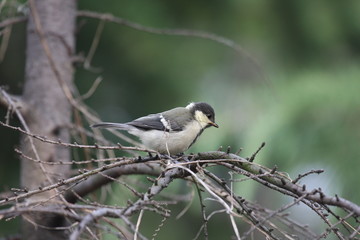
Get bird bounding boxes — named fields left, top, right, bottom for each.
left=91, top=102, right=219, bottom=155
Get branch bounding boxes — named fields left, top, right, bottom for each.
left=0, top=88, right=62, bottom=197
left=77, top=10, right=245, bottom=53
left=2, top=111, right=359, bottom=238
left=65, top=162, right=161, bottom=203
left=69, top=165, right=178, bottom=240
left=69, top=208, right=121, bottom=240
left=77, top=10, right=264, bottom=78
left=292, top=169, right=325, bottom=184
left=0, top=87, right=27, bottom=115
left=0, top=11, right=259, bottom=69
left=0, top=120, right=155, bottom=153
left=120, top=165, right=186, bottom=217
left=0, top=156, right=143, bottom=206
left=194, top=151, right=360, bottom=216
left=1, top=145, right=359, bottom=238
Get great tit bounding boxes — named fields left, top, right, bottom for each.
left=91, top=102, right=219, bottom=155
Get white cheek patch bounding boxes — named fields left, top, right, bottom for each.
left=160, top=114, right=172, bottom=131
left=194, top=110, right=210, bottom=128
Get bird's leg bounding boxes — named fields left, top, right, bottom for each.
left=175, top=152, right=185, bottom=157
left=154, top=154, right=175, bottom=166
left=147, top=152, right=161, bottom=161
left=178, top=153, right=196, bottom=162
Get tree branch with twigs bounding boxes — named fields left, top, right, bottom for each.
left=1, top=117, right=359, bottom=239
left=0, top=1, right=359, bottom=239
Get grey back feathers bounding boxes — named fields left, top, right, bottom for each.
left=92, top=107, right=193, bottom=132
left=160, top=107, right=193, bottom=131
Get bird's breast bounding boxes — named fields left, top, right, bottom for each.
left=139, top=121, right=203, bottom=154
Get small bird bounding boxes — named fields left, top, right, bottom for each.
left=91, top=102, right=218, bottom=155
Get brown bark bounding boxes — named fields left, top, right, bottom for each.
left=20, top=0, right=76, bottom=239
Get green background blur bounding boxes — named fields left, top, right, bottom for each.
left=1, top=0, right=360, bottom=238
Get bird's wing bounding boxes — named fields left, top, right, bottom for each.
left=161, top=107, right=192, bottom=131
left=127, top=113, right=167, bottom=131
left=91, top=122, right=129, bottom=129
left=128, top=107, right=191, bottom=132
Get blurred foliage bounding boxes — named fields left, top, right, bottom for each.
left=1, top=0, right=360, bottom=238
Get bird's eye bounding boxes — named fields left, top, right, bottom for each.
left=206, top=114, right=212, bottom=119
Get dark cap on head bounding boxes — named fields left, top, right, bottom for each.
left=187, top=102, right=217, bottom=127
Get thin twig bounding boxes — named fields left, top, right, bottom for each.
left=242, top=193, right=309, bottom=238
left=134, top=209, right=144, bottom=240
left=77, top=11, right=249, bottom=56
left=84, top=20, right=104, bottom=71
left=195, top=151, right=360, bottom=216
left=0, top=88, right=58, bottom=192
left=69, top=208, right=121, bottom=240
left=0, top=120, right=156, bottom=153
left=77, top=10, right=265, bottom=80
left=292, top=169, right=325, bottom=184
left=192, top=174, right=209, bottom=240
left=248, top=141, right=266, bottom=162
left=79, top=76, right=103, bottom=100
left=0, top=157, right=137, bottom=205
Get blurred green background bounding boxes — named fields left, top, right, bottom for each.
left=1, top=0, right=360, bottom=238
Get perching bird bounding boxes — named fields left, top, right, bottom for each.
left=91, top=102, right=218, bottom=155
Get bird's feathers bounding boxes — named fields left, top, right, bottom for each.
left=138, top=120, right=204, bottom=154
left=91, top=102, right=217, bottom=154
left=126, top=113, right=167, bottom=131
left=91, top=108, right=192, bottom=133
left=91, top=122, right=131, bottom=129
left=126, top=107, right=192, bottom=132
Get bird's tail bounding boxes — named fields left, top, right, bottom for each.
left=91, top=122, right=130, bottom=130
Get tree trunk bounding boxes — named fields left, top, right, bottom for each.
left=20, top=0, right=76, bottom=239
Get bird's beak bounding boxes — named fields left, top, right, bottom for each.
left=209, top=121, right=219, bottom=128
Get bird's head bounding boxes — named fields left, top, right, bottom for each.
left=186, top=102, right=219, bottom=129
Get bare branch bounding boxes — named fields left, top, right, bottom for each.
left=0, top=120, right=156, bottom=153
left=77, top=10, right=246, bottom=54
left=248, top=141, right=266, bottom=162
left=0, top=88, right=66, bottom=203
left=194, top=151, right=360, bottom=216
left=242, top=193, right=309, bottom=238
left=83, top=20, right=104, bottom=71
left=292, top=169, right=325, bottom=184
left=69, top=208, right=121, bottom=240
left=65, top=162, right=161, bottom=203
left=77, top=10, right=265, bottom=79
left=78, top=76, right=103, bottom=100
left=192, top=177, right=209, bottom=240
left=0, top=88, right=27, bottom=115
left=0, top=157, right=140, bottom=206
